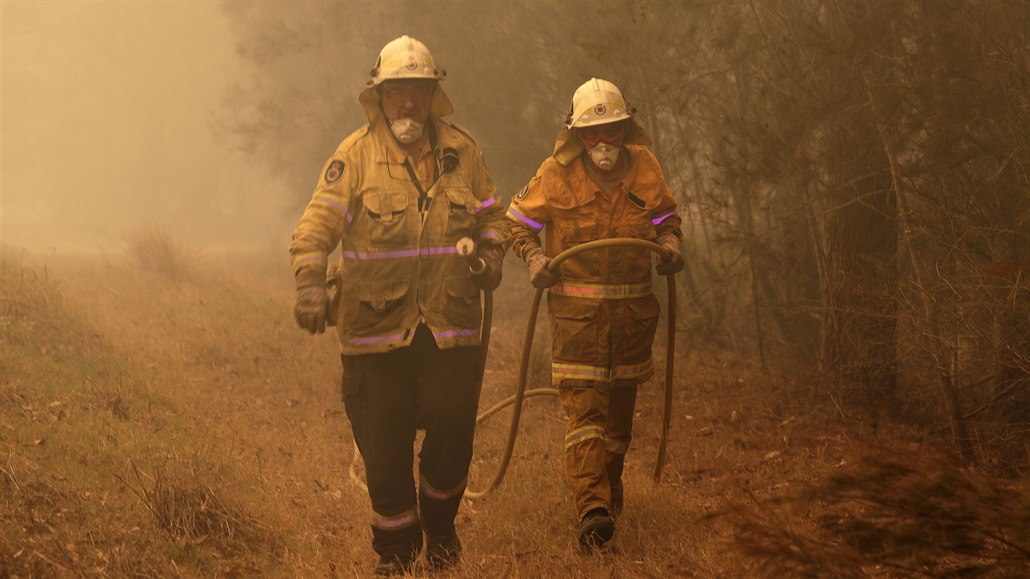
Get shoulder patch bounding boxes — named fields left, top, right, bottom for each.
left=324, top=160, right=345, bottom=183
left=514, top=185, right=529, bottom=201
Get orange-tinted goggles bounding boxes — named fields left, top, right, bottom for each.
left=577, top=123, right=626, bottom=148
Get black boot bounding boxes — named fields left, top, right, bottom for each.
left=425, top=533, right=462, bottom=571
left=374, top=554, right=414, bottom=576
left=578, top=507, right=615, bottom=552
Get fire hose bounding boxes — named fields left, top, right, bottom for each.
left=465, top=238, right=677, bottom=499
left=347, top=238, right=677, bottom=498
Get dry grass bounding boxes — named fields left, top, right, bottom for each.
left=124, top=227, right=194, bottom=280
left=2, top=244, right=1028, bottom=577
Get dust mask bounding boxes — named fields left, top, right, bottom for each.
left=390, top=117, right=424, bottom=144
left=588, top=143, right=620, bottom=171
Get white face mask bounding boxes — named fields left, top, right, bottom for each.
left=389, top=117, right=424, bottom=144
left=587, top=143, right=621, bottom=171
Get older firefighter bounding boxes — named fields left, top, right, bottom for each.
left=508, top=78, right=683, bottom=550
left=289, top=36, right=508, bottom=575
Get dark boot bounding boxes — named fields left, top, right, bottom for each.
left=374, top=554, right=414, bottom=576
left=578, top=507, right=615, bottom=551
left=425, top=533, right=462, bottom=571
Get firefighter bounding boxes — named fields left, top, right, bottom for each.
left=507, top=78, right=683, bottom=551
left=289, top=35, right=508, bottom=575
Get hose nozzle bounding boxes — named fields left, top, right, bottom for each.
left=456, top=237, right=486, bottom=273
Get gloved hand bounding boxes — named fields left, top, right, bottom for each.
left=472, top=245, right=505, bottom=291
left=527, top=252, right=560, bottom=289
left=655, top=233, right=684, bottom=275
left=294, top=284, right=329, bottom=334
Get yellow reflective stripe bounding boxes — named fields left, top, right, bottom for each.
left=550, top=282, right=652, bottom=300
left=612, top=360, right=653, bottom=381
left=565, top=425, right=606, bottom=450
left=606, top=439, right=630, bottom=455
left=420, top=474, right=467, bottom=501
left=372, top=506, right=419, bottom=531
left=552, top=362, right=609, bottom=384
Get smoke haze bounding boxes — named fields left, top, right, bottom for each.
left=2, top=0, right=287, bottom=253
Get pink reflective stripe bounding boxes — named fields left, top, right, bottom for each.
left=345, top=332, right=406, bottom=345
left=421, top=246, right=458, bottom=256
left=342, top=247, right=459, bottom=260
left=313, top=194, right=349, bottom=216
left=420, top=474, right=468, bottom=500
left=507, top=207, right=544, bottom=230
left=375, top=510, right=419, bottom=530
left=475, top=197, right=497, bottom=212
left=433, top=328, right=479, bottom=340
left=652, top=210, right=677, bottom=225
left=343, top=249, right=420, bottom=260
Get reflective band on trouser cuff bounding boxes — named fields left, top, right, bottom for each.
left=565, top=424, right=606, bottom=450
left=551, top=282, right=652, bottom=300
left=433, top=328, right=479, bottom=340
left=606, top=439, right=630, bottom=455
left=372, top=506, right=419, bottom=531
left=475, top=196, right=497, bottom=212
left=341, top=246, right=461, bottom=260
left=311, top=193, right=353, bottom=222
left=552, top=360, right=654, bottom=385
left=420, top=474, right=467, bottom=500
left=652, top=210, right=677, bottom=225
left=506, top=207, right=544, bottom=231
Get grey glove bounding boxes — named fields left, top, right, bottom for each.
left=527, top=252, right=560, bottom=289
left=655, top=234, right=684, bottom=276
left=472, top=245, right=505, bottom=291
left=294, top=284, right=329, bottom=334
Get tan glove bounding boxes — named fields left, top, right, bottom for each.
left=472, top=245, right=505, bottom=291
left=655, top=233, right=684, bottom=276
left=294, top=284, right=329, bottom=334
left=527, top=252, right=560, bottom=289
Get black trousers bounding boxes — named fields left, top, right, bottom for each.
left=342, top=325, right=482, bottom=559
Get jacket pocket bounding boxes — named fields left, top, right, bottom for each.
left=363, top=191, right=410, bottom=247
left=547, top=293, right=600, bottom=363
left=343, top=278, right=410, bottom=334
left=443, top=187, right=477, bottom=242
left=443, top=274, right=481, bottom=329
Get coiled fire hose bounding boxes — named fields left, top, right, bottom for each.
left=465, top=238, right=677, bottom=499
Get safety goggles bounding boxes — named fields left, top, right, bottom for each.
left=577, top=122, right=626, bottom=148
left=380, top=81, right=435, bottom=105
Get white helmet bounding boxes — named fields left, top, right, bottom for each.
left=369, top=35, right=446, bottom=86
left=565, top=78, right=633, bottom=129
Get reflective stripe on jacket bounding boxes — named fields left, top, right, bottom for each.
left=289, top=118, right=508, bottom=354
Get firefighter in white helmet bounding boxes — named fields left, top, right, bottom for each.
left=507, top=78, right=683, bottom=551
left=289, top=35, right=509, bottom=575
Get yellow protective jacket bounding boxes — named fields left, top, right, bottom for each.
left=290, top=106, right=507, bottom=355
left=508, top=145, right=681, bottom=385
